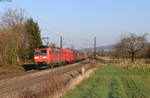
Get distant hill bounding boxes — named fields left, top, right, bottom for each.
left=81, top=45, right=114, bottom=51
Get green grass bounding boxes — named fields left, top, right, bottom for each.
left=5, top=65, right=24, bottom=71
left=64, top=64, right=150, bottom=98
left=0, top=65, right=24, bottom=76
left=0, top=71, right=5, bottom=75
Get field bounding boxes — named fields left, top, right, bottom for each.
left=64, top=62, right=150, bottom=98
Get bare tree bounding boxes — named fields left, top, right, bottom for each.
left=0, top=8, right=27, bottom=65
left=0, top=8, right=25, bottom=27
left=48, top=43, right=57, bottom=48
left=115, top=33, right=148, bottom=62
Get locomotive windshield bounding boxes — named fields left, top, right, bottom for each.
left=34, top=50, right=47, bottom=55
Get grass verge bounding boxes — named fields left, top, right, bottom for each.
left=0, top=65, right=24, bottom=76
left=64, top=64, right=150, bottom=98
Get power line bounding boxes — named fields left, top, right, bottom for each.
left=42, top=37, right=50, bottom=45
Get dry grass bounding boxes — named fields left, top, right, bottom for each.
left=0, top=65, right=24, bottom=75
left=98, top=57, right=150, bottom=67
left=0, top=60, right=98, bottom=98
left=19, top=70, right=80, bottom=98
left=21, top=61, right=98, bottom=98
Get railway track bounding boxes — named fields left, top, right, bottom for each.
left=0, top=60, right=90, bottom=98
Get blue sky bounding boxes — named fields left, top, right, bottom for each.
left=0, top=0, right=150, bottom=49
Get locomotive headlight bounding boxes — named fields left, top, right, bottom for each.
left=43, top=56, right=47, bottom=59
left=34, top=57, right=39, bottom=59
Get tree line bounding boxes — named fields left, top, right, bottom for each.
left=97, top=33, right=150, bottom=63
left=0, top=9, right=42, bottom=66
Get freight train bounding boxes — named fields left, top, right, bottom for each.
left=34, top=46, right=86, bottom=68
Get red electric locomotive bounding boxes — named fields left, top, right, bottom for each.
left=34, top=45, right=86, bottom=68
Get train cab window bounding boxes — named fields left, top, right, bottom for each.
left=35, top=50, right=47, bottom=55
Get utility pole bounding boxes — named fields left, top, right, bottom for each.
left=94, top=36, right=96, bottom=59
left=60, top=36, right=62, bottom=48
